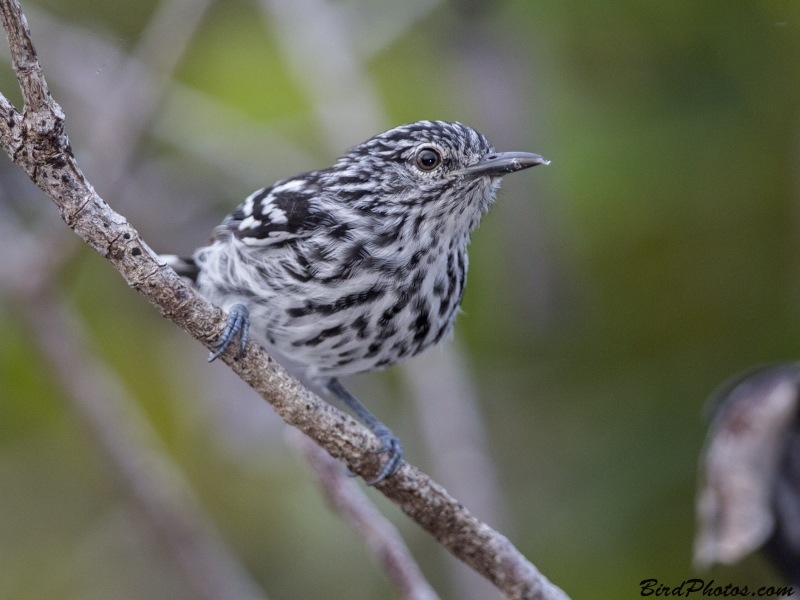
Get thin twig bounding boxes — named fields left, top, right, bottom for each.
left=26, top=294, right=271, bottom=600
left=0, top=2, right=569, bottom=598
left=87, top=0, right=214, bottom=189
left=260, top=0, right=385, bottom=149
left=404, top=346, right=508, bottom=600
left=0, top=204, right=269, bottom=600
left=289, top=429, right=440, bottom=600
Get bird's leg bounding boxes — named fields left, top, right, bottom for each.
left=208, top=304, right=250, bottom=362
left=327, top=378, right=404, bottom=485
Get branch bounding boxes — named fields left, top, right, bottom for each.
left=26, top=294, right=271, bottom=600
left=0, top=199, right=269, bottom=600
left=0, top=2, right=570, bottom=598
left=290, top=429, right=440, bottom=600
left=404, top=347, right=508, bottom=600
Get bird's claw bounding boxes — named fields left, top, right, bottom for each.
left=208, top=304, right=250, bottom=362
left=344, top=429, right=404, bottom=484
left=325, top=378, right=404, bottom=485
left=363, top=427, right=404, bottom=486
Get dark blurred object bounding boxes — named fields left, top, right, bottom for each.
left=694, top=364, right=800, bottom=585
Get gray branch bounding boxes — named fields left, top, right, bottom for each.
left=25, top=293, right=271, bottom=600
left=289, top=429, right=440, bottom=600
left=0, top=2, right=569, bottom=598
left=0, top=204, right=269, bottom=600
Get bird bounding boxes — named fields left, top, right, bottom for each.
left=162, top=120, right=548, bottom=484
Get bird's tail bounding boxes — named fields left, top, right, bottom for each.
left=161, top=254, right=200, bottom=284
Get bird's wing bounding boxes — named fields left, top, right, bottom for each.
left=222, top=176, right=325, bottom=247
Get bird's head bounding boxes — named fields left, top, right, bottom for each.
left=329, top=121, right=548, bottom=229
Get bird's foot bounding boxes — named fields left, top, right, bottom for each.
left=327, top=378, right=404, bottom=485
left=208, top=304, right=250, bottom=362
left=362, top=425, right=404, bottom=486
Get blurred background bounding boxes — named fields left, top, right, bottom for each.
left=1, top=0, right=799, bottom=598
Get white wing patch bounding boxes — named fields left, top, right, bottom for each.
left=271, top=179, right=305, bottom=194
left=237, top=215, right=259, bottom=230
left=238, top=196, right=289, bottom=231
left=264, top=205, right=288, bottom=224
left=228, top=176, right=319, bottom=247
left=241, top=188, right=265, bottom=217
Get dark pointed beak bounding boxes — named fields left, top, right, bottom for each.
left=455, top=152, right=550, bottom=178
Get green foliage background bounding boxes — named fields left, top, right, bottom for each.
left=1, top=0, right=799, bottom=598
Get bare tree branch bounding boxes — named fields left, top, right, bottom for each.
left=404, top=346, right=507, bottom=600
left=1, top=5, right=422, bottom=593
left=289, top=429, right=440, bottom=600
left=0, top=197, right=269, bottom=600
left=87, top=0, right=214, bottom=189
left=261, top=0, right=385, bottom=149
left=0, top=2, right=569, bottom=598
left=26, top=294, right=271, bottom=600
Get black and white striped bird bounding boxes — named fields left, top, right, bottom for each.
left=162, top=120, right=548, bottom=484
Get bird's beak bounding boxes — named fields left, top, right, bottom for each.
left=455, top=152, right=550, bottom=178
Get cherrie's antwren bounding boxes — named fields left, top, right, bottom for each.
left=162, top=121, right=548, bottom=484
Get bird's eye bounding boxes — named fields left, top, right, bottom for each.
left=415, top=148, right=441, bottom=171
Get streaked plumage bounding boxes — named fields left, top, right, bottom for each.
left=163, top=120, right=547, bottom=483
